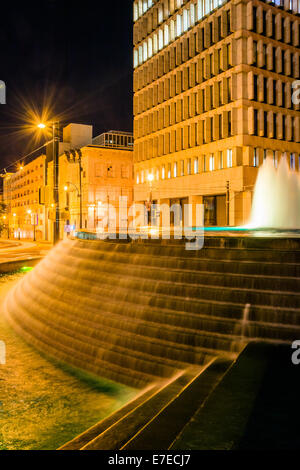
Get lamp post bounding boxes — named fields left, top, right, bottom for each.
left=38, top=121, right=60, bottom=244
left=147, top=173, right=154, bottom=226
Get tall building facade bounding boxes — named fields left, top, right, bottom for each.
left=133, top=0, right=300, bottom=226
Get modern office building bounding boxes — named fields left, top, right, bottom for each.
left=133, top=0, right=300, bottom=226
left=3, top=125, right=134, bottom=241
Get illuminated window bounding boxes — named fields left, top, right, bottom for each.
left=183, top=9, right=189, bottom=32
left=158, top=4, right=163, bottom=24
left=174, top=162, right=178, bottom=177
left=158, top=29, right=164, bottom=50
left=187, top=158, right=192, bottom=175
left=219, top=151, right=223, bottom=169
left=143, top=42, right=148, bottom=62
left=168, top=163, right=171, bottom=178
left=164, top=24, right=169, bottom=47
left=136, top=173, right=140, bottom=184
left=141, top=170, right=144, bottom=183
left=162, top=165, right=165, bottom=179
left=209, top=154, right=215, bottom=171
left=153, top=34, right=158, bottom=54
left=194, top=157, right=199, bottom=174
left=133, top=2, right=138, bottom=21
left=148, top=37, right=153, bottom=58
left=139, top=46, right=143, bottom=65
left=176, top=14, right=182, bottom=37
left=134, top=50, right=138, bottom=68
left=170, top=20, right=175, bottom=41
left=227, top=149, right=233, bottom=168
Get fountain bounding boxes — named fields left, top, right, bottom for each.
left=248, top=156, right=300, bottom=230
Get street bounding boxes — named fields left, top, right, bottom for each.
left=0, top=240, right=52, bottom=264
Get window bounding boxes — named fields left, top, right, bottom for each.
left=187, top=158, right=191, bottom=175
left=180, top=160, right=184, bottom=176
left=209, top=154, right=215, bottom=171
left=290, top=153, right=296, bottom=170
left=254, top=148, right=259, bottom=167
left=168, top=163, right=171, bottom=178
left=219, top=151, right=223, bottom=169
left=136, top=173, right=140, bottom=184
left=162, top=165, right=165, bottom=179
left=174, top=162, right=178, bottom=177
left=194, top=157, right=199, bottom=174
left=227, top=149, right=233, bottom=168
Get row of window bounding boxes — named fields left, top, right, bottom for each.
left=134, top=0, right=228, bottom=67
left=249, top=38, right=300, bottom=78
left=250, top=73, right=298, bottom=110
left=134, top=79, right=232, bottom=139
left=135, top=108, right=300, bottom=162
left=134, top=0, right=226, bottom=24
left=135, top=112, right=233, bottom=162
left=249, top=3, right=300, bottom=44
left=134, top=41, right=232, bottom=111
left=253, top=147, right=299, bottom=170
left=136, top=149, right=233, bottom=184
left=250, top=107, right=299, bottom=140
left=135, top=148, right=300, bottom=185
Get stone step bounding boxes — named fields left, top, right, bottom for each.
left=79, top=363, right=215, bottom=450
left=42, top=255, right=300, bottom=309
left=53, top=247, right=300, bottom=292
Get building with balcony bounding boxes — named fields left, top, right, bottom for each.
left=133, top=0, right=300, bottom=227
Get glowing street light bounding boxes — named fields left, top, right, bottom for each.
left=36, top=121, right=60, bottom=244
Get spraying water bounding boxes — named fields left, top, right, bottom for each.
left=248, top=156, right=300, bottom=229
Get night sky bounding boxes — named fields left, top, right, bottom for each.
left=0, top=0, right=133, bottom=171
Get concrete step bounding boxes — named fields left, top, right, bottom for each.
left=79, top=359, right=227, bottom=450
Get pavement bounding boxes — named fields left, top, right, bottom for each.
left=0, top=239, right=52, bottom=264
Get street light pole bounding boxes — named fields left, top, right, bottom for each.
left=53, top=122, right=60, bottom=244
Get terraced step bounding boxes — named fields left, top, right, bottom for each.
left=52, top=246, right=300, bottom=292
left=59, top=385, right=160, bottom=450
left=79, top=360, right=225, bottom=451
left=58, top=240, right=300, bottom=277
left=72, top=239, right=300, bottom=263
left=42, top=254, right=300, bottom=309
left=122, top=357, right=231, bottom=450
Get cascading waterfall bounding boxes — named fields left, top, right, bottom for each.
left=248, top=156, right=300, bottom=229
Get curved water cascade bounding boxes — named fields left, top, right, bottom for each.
left=249, top=156, right=300, bottom=229
left=4, top=237, right=300, bottom=388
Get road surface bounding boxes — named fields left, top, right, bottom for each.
left=0, top=240, right=52, bottom=264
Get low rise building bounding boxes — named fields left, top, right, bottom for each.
left=3, top=125, right=134, bottom=241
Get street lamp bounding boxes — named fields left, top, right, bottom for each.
left=147, top=173, right=154, bottom=226
left=37, top=121, right=60, bottom=244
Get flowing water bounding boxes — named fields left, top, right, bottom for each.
left=4, top=237, right=300, bottom=390
left=0, top=272, right=136, bottom=450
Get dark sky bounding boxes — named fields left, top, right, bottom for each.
left=0, top=0, right=133, bottom=170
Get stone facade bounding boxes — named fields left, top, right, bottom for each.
left=133, top=0, right=300, bottom=226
